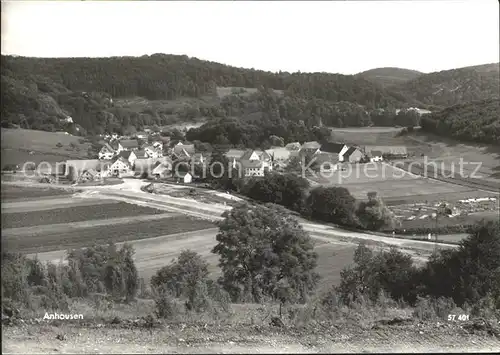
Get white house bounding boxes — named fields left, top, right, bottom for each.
left=144, top=145, right=162, bottom=159
left=98, top=143, right=116, bottom=160
left=238, top=149, right=273, bottom=177
left=369, top=150, right=384, bottom=162
left=108, top=157, right=132, bottom=177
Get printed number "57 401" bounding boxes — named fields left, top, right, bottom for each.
left=448, top=314, right=470, bottom=321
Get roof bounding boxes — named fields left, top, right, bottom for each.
left=173, top=144, right=195, bottom=156
left=101, top=142, right=115, bottom=152
left=312, top=152, right=338, bottom=165
left=365, top=145, right=408, bottom=155
left=370, top=150, right=383, bottom=157
left=135, top=149, right=147, bottom=158
left=240, top=149, right=270, bottom=162
left=82, top=168, right=99, bottom=176
left=320, top=142, right=346, bottom=154
left=118, top=150, right=135, bottom=159
left=265, top=147, right=291, bottom=160
left=110, top=156, right=131, bottom=167
left=343, top=146, right=361, bottom=159
left=119, top=139, right=139, bottom=149
left=225, top=149, right=246, bottom=159
left=152, top=162, right=172, bottom=174
left=301, top=141, right=321, bottom=149
left=109, top=140, right=120, bottom=150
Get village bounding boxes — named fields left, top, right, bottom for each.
left=63, top=130, right=410, bottom=185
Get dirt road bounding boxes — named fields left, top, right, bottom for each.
left=3, top=322, right=499, bottom=354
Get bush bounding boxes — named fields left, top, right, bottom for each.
left=154, top=288, right=179, bottom=320
left=151, top=250, right=210, bottom=307
left=56, top=142, right=63, bottom=148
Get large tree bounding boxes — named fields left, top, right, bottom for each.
left=306, top=186, right=358, bottom=227
left=212, top=203, right=319, bottom=303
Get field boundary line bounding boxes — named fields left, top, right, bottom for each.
left=2, top=213, right=179, bottom=237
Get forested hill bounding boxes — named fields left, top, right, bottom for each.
left=1, top=54, right=405, bottom=106
left=420, top=98, right=500, bottom=145
left=356, top=67, right=423, bottom=88
left=391, top=63, right=500, bottom=109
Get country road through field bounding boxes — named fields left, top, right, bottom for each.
left=9, top=178, right=458, bottom=272
left=4, top=179, right=459, bottom=252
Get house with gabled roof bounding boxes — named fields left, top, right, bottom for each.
left=117, top=150, right=137, bottom=166
left=108, top=156, right=133, bottom=177
left=320, top=142, right=349, bottom=162
left=143, top=145, right=162, bottom=159
left=173, top=142, right=195, bottom=160
left=151, top=161, right=172, bottom=179
left=98, top=142, right=116, bottom=160
left=238, top=149, right=273, bottom=177
left=342, top=146, right=364, bottom=163
left=368, top=150, right=384, bottom=162
left=79, top=168, right=101, bottom=182
left=312, top=152, right=339, bottom=173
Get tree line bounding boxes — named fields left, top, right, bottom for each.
left=420, top=98, right=500, bottom=145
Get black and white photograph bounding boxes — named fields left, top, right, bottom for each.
left=1, top=0, right=499, bottom=353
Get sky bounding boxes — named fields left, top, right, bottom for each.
left=1, top=0, right=499, bottom=75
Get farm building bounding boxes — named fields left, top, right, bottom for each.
left=98, top=142, right=116, bottom=160
left=238, top=149, right=273, bottom=177
left=118, top=139, right=140, bottom=151
left=343, top=147, right=364, bottom=163
left=79, top=169, right=100, bottom=182
left=365, top=146, right=408, bottom=159
left=313, top=152, right=339, bottom=173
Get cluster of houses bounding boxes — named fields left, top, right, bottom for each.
left=63, top=134, right=409, bottom=184
left=223, top=141, right=408, bottom=177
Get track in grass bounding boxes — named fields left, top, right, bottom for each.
left=2, top=201, right=167, bottom=229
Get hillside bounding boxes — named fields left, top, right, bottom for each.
left=420, top=98, right=500, bottom=145
left=356, top=67, right=423, bottom=88
left=392, top=63, right=500, bottom=109
left=1, top=54, right=408, bottom=135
